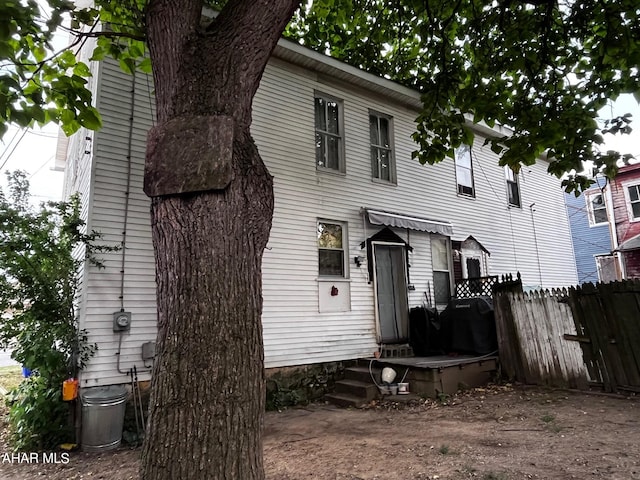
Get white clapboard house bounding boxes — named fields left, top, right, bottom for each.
left=58, top=37, right=578, bottom=389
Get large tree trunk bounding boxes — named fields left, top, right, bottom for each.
left=140, top=1, right=299, bottom=479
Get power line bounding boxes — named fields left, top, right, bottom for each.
left=0, top=128, right=23, bottom=162
left=0, top=129, right=28, bottom=171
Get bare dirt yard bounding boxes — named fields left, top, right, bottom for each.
left=1, top=384, right=639, bottom=480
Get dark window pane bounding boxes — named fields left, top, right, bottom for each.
left=315, top=132, right=325, bottom=167
left=314, top=97, right=325, bottom=129
left=593, top=208, right=607, bottom=224
left=466, top=258, right=481, bottom=278
left=379, top=150, right=391, bottom=181
left=327, top=101, right=339, bottom=134
left=508, top=181, right=520, bottom=206
left=458, top=184, right=474, bottom=196
left=629, top=186, right=640, bottom=202
left=369, top=115, right=379, bottom=145
left=319, top=250, right=344, bottom=276
left=632, top=202, right=640, bottom=219
left=433, top=271, right=451, bottom=305
left=326, top=136, right=340, bottom=170
left=371, top=148, right=379, bottom=178
left=379, top=118, right=390, bottom=147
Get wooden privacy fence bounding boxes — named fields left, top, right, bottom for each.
left=567, top=281, right=640, bottom=393
left=493, top=288, right=589, bottom=389
left=494, top=280, right=640, bottom=393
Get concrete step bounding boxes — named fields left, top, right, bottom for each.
left=334, top=379, right=379, bottom=401
left=344, top=366, right=380, bottom=383
left=324, top=392, right=369, bottom=408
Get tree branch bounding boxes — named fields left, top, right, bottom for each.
left=207, top=0, right=301, bottom=98
left=69, top=28, right=146, bottom=42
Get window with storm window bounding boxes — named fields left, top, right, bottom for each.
left=369, top=111, right=395, bottom=183
left=314, top=94, right=344, bottom=172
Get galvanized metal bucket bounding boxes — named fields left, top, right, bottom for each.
left=81, top=385, right=128, bottom=452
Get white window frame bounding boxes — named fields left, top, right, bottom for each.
left=317, top=220, right=349, bottom=278
left=369, top=110, right=396, bottom=184
left=585, top=190, right=608, bottom=227
left=505, top=166, right=521, bottom=208
left=430, top=235, right=453, bottom=307
left=314, top=92, right=345, bottom=173
left=622, top=181, right=640, bottom=223
left=455, top=144, right=475, bottom=197
left=594, top=254, right=618, bottom=283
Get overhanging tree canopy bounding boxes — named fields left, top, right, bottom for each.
left=286, top=0, right=639, bottom=190
left=2, top=0, right=638, bottom=189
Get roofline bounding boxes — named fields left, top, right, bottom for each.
left=273, top=38, right=515, bottom=140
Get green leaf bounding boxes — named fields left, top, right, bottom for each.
left=138, top=57, right=152, bottom=73
left=77, top=106, right=102, bottom=130
left=118, top=57, right=136, bottom=75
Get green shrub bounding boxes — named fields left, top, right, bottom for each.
left=6, top=376, right=72, bottom=450
left=0, top=172, right=115, bottom=450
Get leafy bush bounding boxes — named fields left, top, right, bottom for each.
left=6, top=377, right=72, bottom=450
left=0, top=171, right=114, bottom=450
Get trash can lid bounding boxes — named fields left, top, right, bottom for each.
left=81, top=385, right=128, bottom=403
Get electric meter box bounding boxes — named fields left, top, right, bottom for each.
left=112, top=311, right=131, bottom=332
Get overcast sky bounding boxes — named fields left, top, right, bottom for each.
left=0, top=123, right=64, bottom=203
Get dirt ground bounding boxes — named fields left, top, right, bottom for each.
left=1, top=384, right=639, bottom=480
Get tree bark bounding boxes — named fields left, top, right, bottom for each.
left=140, top=1, right=300, bottom=479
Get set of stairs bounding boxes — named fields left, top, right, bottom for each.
left=325, top=364, right=381, bottom=408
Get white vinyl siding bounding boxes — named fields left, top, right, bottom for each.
left=68, top=48, right=578, bottom=385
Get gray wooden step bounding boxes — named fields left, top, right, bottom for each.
left=334, top=379, right=379, bottom=401
left=344, top=366, right=381, bottom=383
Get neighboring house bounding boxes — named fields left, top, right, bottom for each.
left=58, top=37, right=578, bottom=389
left=609, top=163, right=640, bottom=278
left=565, top=180, right=616, bottom=284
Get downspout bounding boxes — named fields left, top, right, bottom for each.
left=529, top=203, right=543, bottom=288
left=603, top=179, right=624, bottom=279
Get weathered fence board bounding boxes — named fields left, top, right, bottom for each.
left=567, top=280, right=640, bottom=392
left=494, top=288, right=589, bottom=389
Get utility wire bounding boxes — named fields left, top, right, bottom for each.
left=0, top=129, right=28, bottom=171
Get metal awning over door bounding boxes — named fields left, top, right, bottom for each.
left=364, top=208, right=453, bottom=236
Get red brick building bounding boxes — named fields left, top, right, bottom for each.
left=609, top=163, right=640, bottom=279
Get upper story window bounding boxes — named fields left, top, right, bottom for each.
left=455, top=144, right=474, bottom=196
left=505, top=166, right=521, bottom=207
left=369, top=112, right=395, bottom=183
left=314, top=94, right=344, bottom=172
left=626, top=184, right=640, bottom=221
left=586, top=192, right=608, bottom=226
left=318, top=221, right=347, bottom=277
